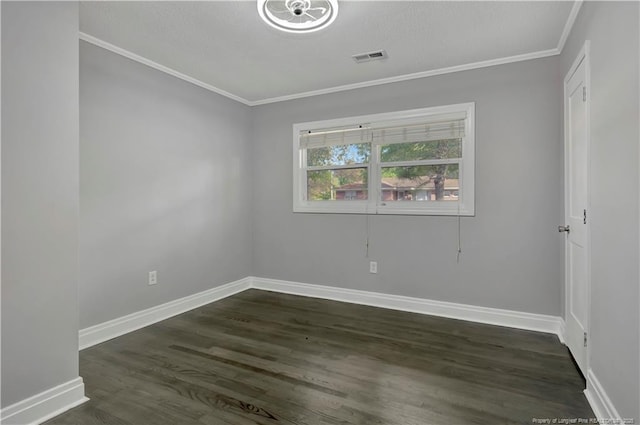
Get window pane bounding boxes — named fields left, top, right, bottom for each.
left=307, top=143, right=371, bottom=167
left=380, top=164, right=459, bottom=202
left=380, top=139, right=461, bottom=162
left=307, top=168, right=368, bottom=201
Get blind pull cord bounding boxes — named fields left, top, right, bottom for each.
left=456, top=202, right=462, bottom=263
left=365, top=213, right=370, bottom=258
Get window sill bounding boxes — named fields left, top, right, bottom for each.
left=293, top=202, right=474, bottom=216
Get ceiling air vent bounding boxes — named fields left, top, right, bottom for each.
left=352, top=50, right=388, bottom=63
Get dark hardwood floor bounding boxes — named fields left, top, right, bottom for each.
left=45, top=289, right=594, bottom=425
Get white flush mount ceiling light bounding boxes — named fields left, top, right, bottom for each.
left=257, top=0, right=339, bottom=34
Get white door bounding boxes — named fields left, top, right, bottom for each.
left=562, top=43, right=590, bottom=376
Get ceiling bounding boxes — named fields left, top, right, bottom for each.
left=79, top=1, right=579, bottom=105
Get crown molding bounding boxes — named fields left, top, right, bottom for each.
left=79, top=32, right=253, bottom=106
left=557, top=0, right=584, bottom=53
left=249, top=48, right=559, bottom=106
left=79, top=0, right=582, bottom=106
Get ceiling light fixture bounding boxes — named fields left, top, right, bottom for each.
left=257, top=0, right=339, bottom=34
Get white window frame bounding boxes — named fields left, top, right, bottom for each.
left=293, top=102, right=475, bottom=216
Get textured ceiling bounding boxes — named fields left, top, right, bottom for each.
left=80, top=1, right=576, bottom=104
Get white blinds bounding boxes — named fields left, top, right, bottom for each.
left=299, top=126, right=370, bottom=149
left=372, top=118, right=465, bottom=145
left=300, top=115, right=466, bottom=149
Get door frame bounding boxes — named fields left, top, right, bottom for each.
left=563, top=40, right=591, bottom=377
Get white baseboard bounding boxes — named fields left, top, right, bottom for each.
left=75, top=276, right=629, bottom=425
left=79, top=275, right=564, bottom=348
left=584, top=369, right=623, bottom=421
left=79, top=277, right=251, bottom=350
left=75, top=276, right=624, bottom=422
left=0, top=377, right=88, bottom=425
left=558, top=318, right=567, bottom=344
left=250, top=277, right=564, bottom=338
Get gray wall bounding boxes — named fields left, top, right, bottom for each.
left=252, top=57, right=564, bottom=316
left=79, top=42, right=253, bottom=328
left=560, top=1, right=640, bottom=419
left=1, top=1, right=80, bottom=407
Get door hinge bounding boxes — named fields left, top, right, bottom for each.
left=583, top=86, right=587, bottom=102
left=583, top=209, right=587, bottom=224
left=584, top=332, right=588, bottom=347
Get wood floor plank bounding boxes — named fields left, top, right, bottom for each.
left=44, top=289, right=593, bottom=425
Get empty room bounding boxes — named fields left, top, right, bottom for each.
left=1, top=1, right=639, bottom=424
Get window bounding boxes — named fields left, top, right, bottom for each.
left=293, top=103, right=475, bottom=215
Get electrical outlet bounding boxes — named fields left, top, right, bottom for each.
left=369, top=261, right=378, bottom=274
left=148, top=270, right=157, bottom=285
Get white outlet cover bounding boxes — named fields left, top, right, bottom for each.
left=369, top=261, right=378, bottom=274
